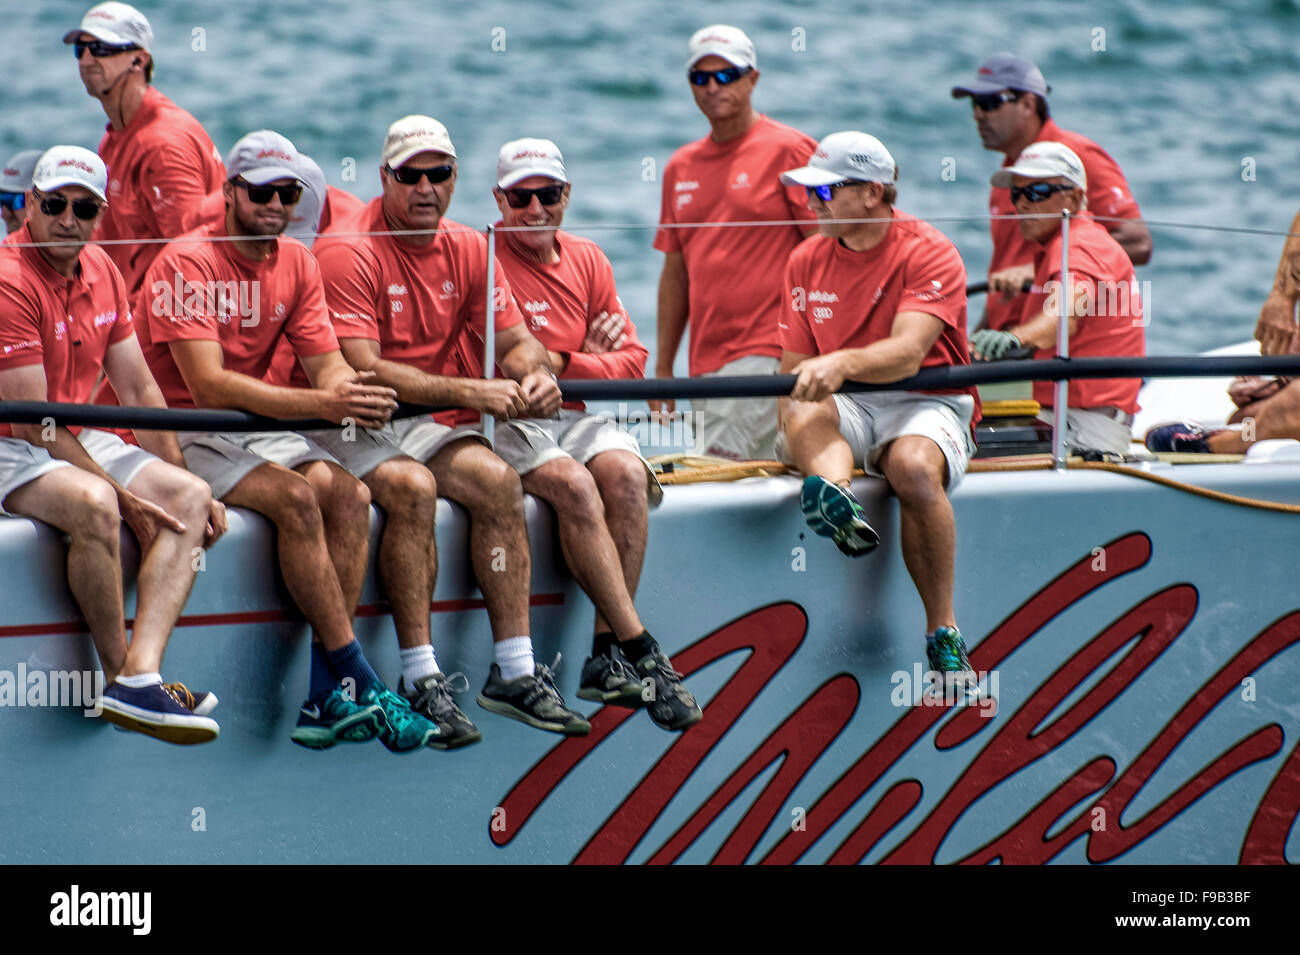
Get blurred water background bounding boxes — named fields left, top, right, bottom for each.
left=10, top=0, right=1300, bottom=369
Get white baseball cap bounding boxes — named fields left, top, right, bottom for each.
left=225, top=130, right=309, bottom=187
left=686, top=25, right=756, bottom=71
left=287, top=153, right=327, bottom=247
left=31, top=146, right=108, bottom=203
left=496, top=138, right=568, bottom=190
left=1, top=150, right=44, bottom=193
left=780, top=131, right=897, bottom=188
left=63, top=2, right=153, bottom=52
left=383, top=115, right=457, bottom=169
left=990, top=141, right=1087, bottom=190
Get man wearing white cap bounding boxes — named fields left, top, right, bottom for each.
left=490, top=138, right=701, bottom=732
left=0, top=145, right=227, bottom=744
left=137, top=129, right=444, bottom=753
left=777, top=131, right=980, bottom=681
left=64, top=2, right=225, bottom=298
left=313, top=116, right=591, bottom=737
left=952, top=53, right=1150, bottom=334
left=1, top=150, right=43, bottom=234
left=652, top=24, right=818, bottom=461
left=972, top=142, right=1145, bottom=456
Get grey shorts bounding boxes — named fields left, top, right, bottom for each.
left=778, top=390, right=976, bottom=492
left=691, top=354, right=780, bottom=461
left=386, top=416, right=491, bottom=465
left=177, top=430, right=338, bottom=500
left=495, top=410, right=664, bottom=507
left=300, top=425, right=410, bottom=480
left=0, top=429, right=160, bottom=516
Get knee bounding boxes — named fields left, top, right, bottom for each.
left=885, top=450, right=946, bottom=504
left=596, top=459, right=647, bottom=514
left=276, top=475, right=326, bottom=537
left=379, top=462, right=438, bottom=523
left=550, top=464, right=603, bottom=519
left=473, top=457, right=525, bottom=516
left=169, top=475, right=213, bottom=529
left=78, top=481, right=121, bottom=546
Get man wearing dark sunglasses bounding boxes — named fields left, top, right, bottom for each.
left=952, top=52, right=1150, bottom=335
left=972, top=142, right=1145, bottom=457
left=489, top=138, right=701, bottom=732
left=313, top=115, right=591, bottom=737
left=0, top=146, right=227, bottom=744
left=777, top=131, right=981, bottom=686
left=62, top=2, right=224, bottom=299
left=137, top=130, right=445, bottom=753
left=654, top=24, right=818, bottom=461
left=1, top=150, right=42, bottom=235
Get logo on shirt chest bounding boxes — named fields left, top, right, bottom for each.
left=808, top=290, right=839, bottom=324
left=439, top=280, right=456, bottom=301
left=388, top=283, right=408, bottom=314
left=523, top=300, right=550, bottom=329
left=730, top=171, right=751, bottom=190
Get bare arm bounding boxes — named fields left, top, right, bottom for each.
left=1256, top=207, right=1300, bottom=355
left=788, top=312, right=945, bottom=404
left=655, top=251, right=689, bottom=379
left=1107, top=218, right=1153, bottom=267
left=498, top=323, right=561, bottom=418
left=1002, top=282, right=1092, bottom=352
left=101, top=335, right=185, bottom=468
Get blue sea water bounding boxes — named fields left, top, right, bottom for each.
left=10, top=0, right=1300, bottom=365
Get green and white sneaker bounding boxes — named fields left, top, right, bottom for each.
left=360, top=684, right=442, bottom=753
left=800, top=475, right=880, bottom=557
left=925, top=627, right=981, bottom=704
left=290, top=686, right=385, bottom=750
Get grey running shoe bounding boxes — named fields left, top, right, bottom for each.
left=627, top=639, right=703, bottom=732
left=400, top=672, right=483, bottom=749
left=477, top=657, right=591, bottom=736
left=576, top=643, right=644, bottom=707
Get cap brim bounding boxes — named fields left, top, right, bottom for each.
left=951, top=82, right=1009, bottom=98
left=387, top=146, right=457, bottom=169
left=239, top=166, right=310, bottom=188
left=779, top=167, right=843, bottom=188
left=34, top=177, right=107, bottom=203
left=687, top=49, right=751, bottom=70
left=991, top=165, right=1085, bottom=190
left=63, top=26, right=132, bottom=46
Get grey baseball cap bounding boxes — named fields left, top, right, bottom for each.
left=1, top=150, right=44, bottom=193
left=952, top=52, right=1050, bottom=99
left=225, top=130, right=309, bottom=186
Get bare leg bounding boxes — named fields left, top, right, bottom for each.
left=876, top=436, right=957, bottom=632
left=522, top=456, right=643, bottom=640
left=587, top=451, right=650, bottom=633
left=295, top=459, right=372, bottom=614
left=1213, top=379, right=1300, bottom=453
left=221, top=463, right=357, bottom=651
left=119, top=461, right=212, bottom=675
left=426, top=439, right=530, bottom=642
left=5, top=468, right=128, bottom=680
left=362, top=457, right=438, bottom=650
left=784, top=398, right=854, bottom=483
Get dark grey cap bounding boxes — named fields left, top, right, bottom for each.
left=951, top=52, right=1050, bottom=99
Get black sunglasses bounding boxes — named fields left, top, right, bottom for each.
left=73, top=39, right=140, bottom=59
left=235, top=178, right=303, bottom=205
left=970, top=90, right=1020, bottom=112
left=33, top=188, right=102, bottom=221
left=1009, top=182, right=1077, bottom=204
left=0, top=192, right=25, bottom=212
left=388, top=164, right=455, bottom=185
left=688, top=65, right=753, bottom=86
left=501, top=184, right=566, bottom=209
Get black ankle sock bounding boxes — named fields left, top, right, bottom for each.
left=592, top=632, right=617, bottom=658
left=619, top=631, right=656, bottom=662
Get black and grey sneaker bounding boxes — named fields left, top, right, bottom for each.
left=477, top=657, right=591, bottom=736
left=400, top=672, right=483, bottom=749
left=576, top=643, right=644, bottom=707
left=627, top=639, right=703, bottom=732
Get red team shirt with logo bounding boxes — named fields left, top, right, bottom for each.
left=780, top=208, right=980, bottom=419
left=1022, top=213, right=1144, bottom=412
left=136, top=223, right=339, bottom=409
left=0, top=224, right=135, bottom=436
left=655, top=115, right=817, bottom=375
left=96, top=87, right=226, bottom=298
left=986, top=118, right=1141, bottom=331
left=495, top=230, right=648, bottom=412
left=312, top=200, right=525, bottom=426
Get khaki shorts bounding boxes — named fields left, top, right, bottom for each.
left=300, top=426, right=410, bottom=480
left=178, top=430, right=338, bottom=500
left=777, top=391, right=976, bottom=492
left=386, top=416, right=491, bottom=465
left=0, top=429, right=162, bottom=516
left=0, top=437, right=72, bottom=516
left=691, top=354, right=780, bottom=461
left=1035, top=408, right=1134, bottom=456
left=495, top=410, right=664, bottom=508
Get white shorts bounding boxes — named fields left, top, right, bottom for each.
left=691, top=354, right=780, bottom=461
left=495, top=410, right=664, bottom=507
left=0, top=428, right=159, bottom=516
left=178, top=430, right=338, bottom=500
left=778, top=391, right=976, bottom=492
left=386, top=416, right=491, bottom=465
left=1035, top=408, right=1134, bottom=456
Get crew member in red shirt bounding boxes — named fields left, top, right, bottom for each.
left=1, top=150, right=42, bottom=234
left=951, top=53, right=1151, bottom=332
left=652, top=24, right=818, bottom=460
left=140, top=130, right=442, bottom=753
left=971, top=142, right=1145, bottom=456
left=490, top=138, right=701, bottom=732
left=0, top=146, right=225, bottom=743
left=313, top=115, right=590, bottom=736
left=64, top=2, right=225, bottom=298
left=778, top=131, right=979, bottom=680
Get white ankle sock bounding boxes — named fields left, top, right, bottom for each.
left=116, top=672, right=162, bottom=688
left=495, top=636, right=535, bottom=681
left=400, top=645, right=440, bottom=686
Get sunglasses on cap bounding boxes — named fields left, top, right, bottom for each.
left=73, top=38, right=140, bottom=59
left=970, top=90, right=1020, bottom=112
left=32, top=188, right=102, bottom=221
left=0, top=192, right=25, bottom=212
left=688, top=65, right=752, bottom=86
left=387, top=164, right=455, bottom=186
left=500, top=184, right=566, bottom=208
left=805, top=180, right=867, bottom=202
left=1009, top=181, right=1077, bottom=204
left=235, top=178, right=303, bottom=205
